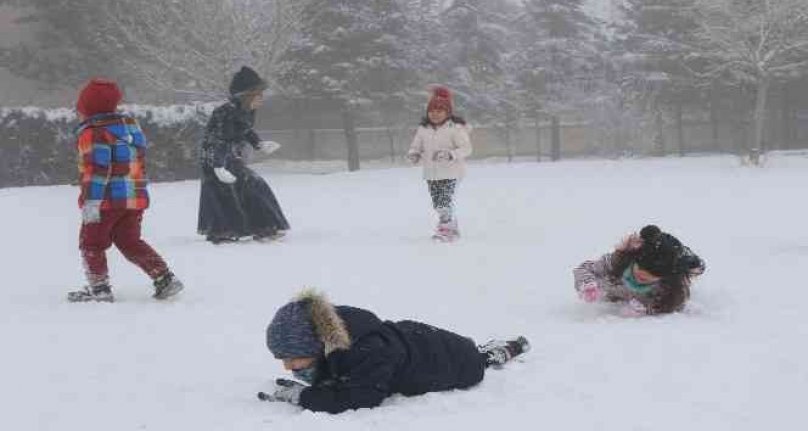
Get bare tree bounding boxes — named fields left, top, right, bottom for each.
left=690, top=0, right=808, bottom=161
left=3, top=0, right=311, bottom=101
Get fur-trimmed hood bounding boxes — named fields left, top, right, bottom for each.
left=297, top=290, right=352, bottom=356
left=267, top=289, right=386, bottom=359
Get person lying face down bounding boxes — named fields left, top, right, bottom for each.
left=261, top=290, right=529, bottom=413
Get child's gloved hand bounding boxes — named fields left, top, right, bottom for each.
left=433, top=150, right=454, bottom=162
left=214, top=167, right=237, bottom=184
left=257, top=378, right=305, bottom=404
left=406, top=152, right=421, bottom=164
left=579, top=281, right=603, bottom=303
left=258, top=141, right=281, bottom=155
left=615, top=233, right=643, bottom=252
left=82, top=200, right=102, bottom=224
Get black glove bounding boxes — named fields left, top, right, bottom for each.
left=257, top=378, right=306, bottom=404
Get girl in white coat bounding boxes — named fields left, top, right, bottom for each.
left=407, top=86, right=472, bottom=241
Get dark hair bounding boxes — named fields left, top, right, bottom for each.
left=608, top=225, right=698, bottom=314
left=420, top=114, right=466, bottom=128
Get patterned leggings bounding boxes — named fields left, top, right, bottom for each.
left=427, top=179, right=457, bottom=223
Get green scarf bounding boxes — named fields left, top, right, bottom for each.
left=622, top=265, right=656, bottom=295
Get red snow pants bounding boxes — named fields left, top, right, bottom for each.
left=79, top=209, right=168, bottom=285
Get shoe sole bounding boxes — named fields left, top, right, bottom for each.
left=67, top=294, right=115, bottom=303
left=432, top=235, right=458, bottom=242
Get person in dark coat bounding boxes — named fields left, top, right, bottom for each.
left=197, top=66, right=290, bottom=244
left=260, top=290, right=530, bottom=413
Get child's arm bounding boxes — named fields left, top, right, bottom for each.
left=406, top=128, right=424, bottom=163
left=77, top=128, right=113, bottom=204
left=573, top=253, right=613, bottom=295
left=298, top=337, right=398, bottom=413
left=205, top=108, right=239, bottom=168
left=450, top=125, right=472, bottom=160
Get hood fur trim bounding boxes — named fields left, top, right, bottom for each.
left=298, top=289, right=351, bottom=355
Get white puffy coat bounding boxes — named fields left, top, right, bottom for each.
left=407, top=120, right=473, bottom=180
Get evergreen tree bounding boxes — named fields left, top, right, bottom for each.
left=514, top=0, right=603, bottom=160
left=615, top=0, right=701, bottom=155
left=278, top=0, right=416, bottom=171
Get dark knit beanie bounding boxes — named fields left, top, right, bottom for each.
left=229, top=66, right=267, bottom=96
left=635, top=225, right=684, bottom=277
left=266, top=299, right=323, bottom=359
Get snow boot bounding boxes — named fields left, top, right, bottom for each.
left=153, top=271, right=184, bottom=300
left=206, top=235, right=240, bottom=245
left=253, top=230, right=286, bottom=242
left=480, top=336, right=530, bottom=368
left=432, top=219, right=459, bottom=242
left=68, top=283, right=115, bottom=303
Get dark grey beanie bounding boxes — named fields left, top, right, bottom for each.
left=229, top=66, right=267, bottom=96
left=266, top=299, right=324, bottom=359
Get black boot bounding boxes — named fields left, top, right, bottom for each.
left=153, top=271, right=184, bottom=300
left=207, top=235, right=239, bottom=244
left=480, top=336, right=530, bottom=368
left=68, top=283, right=114, bottom=303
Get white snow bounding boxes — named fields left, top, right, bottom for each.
left=1, top=154, right=806, bottom=430
left=0, top=103, right=217, bottom=127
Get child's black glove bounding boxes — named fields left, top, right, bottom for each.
left=257, top=378, right=305, bottom=404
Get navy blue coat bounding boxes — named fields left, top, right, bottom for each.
left=298, top=306, right=486, bottom=413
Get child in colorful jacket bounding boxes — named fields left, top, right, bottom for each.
left=260, top=290, right=529, bottom=413
left=406, top=86, right=472, bottom=241
left=67, top=78, right=184, bottom=303
left=573, top=225, right=706, bottom=316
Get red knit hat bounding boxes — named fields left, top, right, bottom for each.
left=427, top=85, right=453, bottom=114
left=76, top=78, right=123, bottom=117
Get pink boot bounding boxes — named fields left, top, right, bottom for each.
left=432, top=220, right=459, bottom=242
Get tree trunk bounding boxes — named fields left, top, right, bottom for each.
left=676, top=100, right=685, bottom=157
left=534, top=115, right=542, bottom=162
left=752, top=77, right=769, bottom=160
left=307, top=129, right=317, bottom=160
left=341, top=106, right=360, bottom=171
left=710, top=86, right=720, bottom=152
left=504, top=125, right=513, bottom=163
left=384, top=124, right=397, bottom=163
left=781, top=82, right=792, bottom=150
left=653, top=107, right=665, bottom=156
left=550, top=115, right=561, bottom=161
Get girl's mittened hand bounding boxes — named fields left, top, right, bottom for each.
left=258, top=141, right=281, bottom=155
left=616, top=233, right=643, bottom=252
left=406, top=152, right=421, bottom=164
left=433, top=150, right=453, bottom=162
left=214, top=167, right=237, bottom=184
left=580, top=281, right=603, bottom=303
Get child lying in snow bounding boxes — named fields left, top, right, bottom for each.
left=573, top=225, right=706, bottom=316
left=260, top=290, right=529, bottom=413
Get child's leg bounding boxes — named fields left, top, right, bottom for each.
left=79, top=211, right=120, bottom=288
left=427, top=179, right=457, bottom=223
left=110, top=210, right=169, bottom=280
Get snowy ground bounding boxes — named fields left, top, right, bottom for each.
left=2, top=154, right=807, bottom=431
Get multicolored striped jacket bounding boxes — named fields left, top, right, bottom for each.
left=76, top=113, right=150, bottom=210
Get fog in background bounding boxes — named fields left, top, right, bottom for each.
left=2, top=0, right=808, bottom=165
